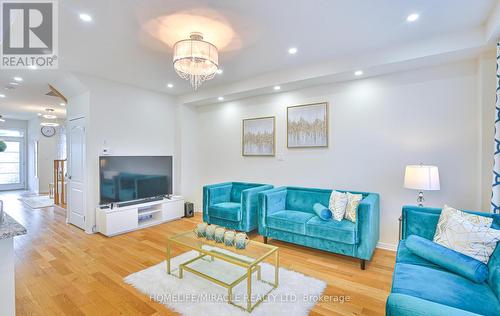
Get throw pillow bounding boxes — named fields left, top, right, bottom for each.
left=406, top=235, right=489, bottom=283
left=433, top=213, right=500, bottom=264
left=344, top=192, right=363, bottom=223
left=434, top=205, right=493, bottom=234
left=329, top=191, right=348, bottom=221
left=313, top=203, right=332, bottom=221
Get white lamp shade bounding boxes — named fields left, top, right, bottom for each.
left=404, top=165, right=440, bottom=191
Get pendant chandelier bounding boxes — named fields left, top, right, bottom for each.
left=173, top=32, right=219, bottom=90
left=40, top=108, right=59, bottom=127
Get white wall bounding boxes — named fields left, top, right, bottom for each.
left=193, top=60, right=484, bottom=247
left=176, top=104, right=200, bottom=207
left=36, top=133, right=56, bottom=194
left=59, top=58, right=495, bottom=247
left=66, top=92, right=90, bottom=121
left=27, top=118, right=39, bottom=193
left=27, top=118, right=66, bottom=194
left=478, top=53, right=497, bottom=211
left=70, top=75, right=180, bottom=232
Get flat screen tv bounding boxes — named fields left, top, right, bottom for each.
left=99, top=156, right=173, bottom=205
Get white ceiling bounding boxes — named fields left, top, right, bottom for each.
left=0, top=70, right=66, bottom=120
left=0, top=0, right=498, bottom=116
left=59, top=0, right=496, bottom=94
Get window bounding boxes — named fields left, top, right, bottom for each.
left=0, top=127, right=26, bottom=190
left=0, top=141, right=21, bottom=184
left=0, top=129, right=24, bottom=137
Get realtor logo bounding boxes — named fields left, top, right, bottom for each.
left=1, top=0, right=58, bottom=69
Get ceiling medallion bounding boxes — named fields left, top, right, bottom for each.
left=173, top=32, right=219, bottom=90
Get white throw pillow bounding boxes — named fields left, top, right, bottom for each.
left=435, top=205, right=493, bottom=230
left=344, top=193, right=363, bottom=223
left=329, top=191, right=348, bottom=221
left=433, top=212, right=500, bottom=264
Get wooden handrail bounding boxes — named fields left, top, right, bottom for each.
left=53, top=159, right=67, bottom=206
left=48, top=84, right=67, bottom=103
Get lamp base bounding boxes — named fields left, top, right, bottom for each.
left=417, top=191, right=425, bottom=207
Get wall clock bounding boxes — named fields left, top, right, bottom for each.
left=41, top=126, right=56, bottom=137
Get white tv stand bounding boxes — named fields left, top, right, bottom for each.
left=96, top=196, right=185, bottom=236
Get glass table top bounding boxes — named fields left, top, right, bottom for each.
left=168, top=231, right=278, bottom=267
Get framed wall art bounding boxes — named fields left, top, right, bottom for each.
left=287, top=102, right=328, bottom=148
left=242, top=116, right=276, bottom=156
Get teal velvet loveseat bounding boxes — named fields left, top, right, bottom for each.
left=258, top=186, right=380, bottom=269
left=387, top=206, right=500, bottom=316
left=203, top=182, right=273, bottom=232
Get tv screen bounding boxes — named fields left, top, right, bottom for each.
left=99, top=156, right=173, bottom=205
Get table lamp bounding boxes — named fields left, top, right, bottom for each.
left=404, top=164, right=440, bottom=206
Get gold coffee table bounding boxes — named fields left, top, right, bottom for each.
left=166, top=231, right=279, bottom=312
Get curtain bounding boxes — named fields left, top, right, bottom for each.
left=491, top=42, right=500, bottom=214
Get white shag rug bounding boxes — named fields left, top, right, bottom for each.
left=19, top=195, right=54, bottom=209
left=124, top=250, right=327, bottom=316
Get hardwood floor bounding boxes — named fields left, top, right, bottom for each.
left=6, top=191, right=396, bottom=315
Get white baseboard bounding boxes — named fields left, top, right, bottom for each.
left=376, top=242, right=397, bottom=251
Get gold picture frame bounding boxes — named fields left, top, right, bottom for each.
left=242, top=116, right=276, bottom=156
left=287, top=102, right=329, bottom=148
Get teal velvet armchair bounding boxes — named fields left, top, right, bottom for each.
left=387, top=206, right=500, bottom=316
left=258, top=186, right=380, bottom=269
left=203, top=182, right=273, bottom=232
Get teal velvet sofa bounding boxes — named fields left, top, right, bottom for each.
left=203, top=182, right=273, bottom=232
left=387, top=206, right=500, bottom=316
left=258, top=187, right=380, bottom=269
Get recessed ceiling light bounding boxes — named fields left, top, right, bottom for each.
left=79, top=13, right=93, bottom=22
left=274, top=85, right=281, bottom=90
left=354, top=70, right=363, bottom=76
left=37, top=113, right=42, bottom=116
left=0, top=94, right=5, bottom=98
left=406, top=13, right=419, bottom=22
left=59, top=102, right=66, bottom=106
left=13, top=77, right=23, bottom=82
left=288, top=47, right=298, bottom=55
left=216, top=69, right=223, bottom=74
left=166, top=83, right=174, bottom=88
left=9, top=82, right=19, bottom=86
left=218, top=96, right=224, bottom=101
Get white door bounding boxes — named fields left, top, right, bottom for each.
left=0, top=129, right=26, bottom=191
left=68, top=118, right=86, bottom=230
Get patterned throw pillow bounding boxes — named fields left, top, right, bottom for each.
left=344, top=193, right=363, bottom=223
left=329, top=191, right=348, bottom=221
left=433, top=213, right=500, bottom=264
left=434, top=205, right=492, bottom=247
left=435, top=205, right=493, bottom=230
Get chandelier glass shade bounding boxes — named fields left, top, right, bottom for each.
left=40, top=109, right=59, bottom=127
left=173, top=32, right=219, bottom=90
